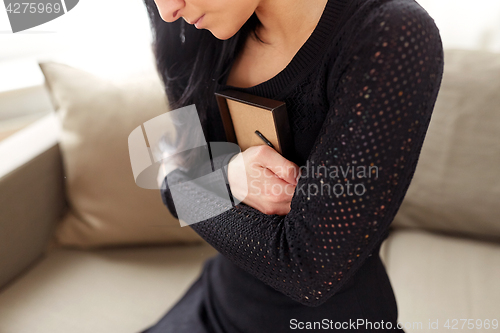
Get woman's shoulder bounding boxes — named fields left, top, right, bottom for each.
left=320, top=0, right=441, bottom=63
left=326, top=0, right=442, bottom=62
left=352, top=0, right=440, bottom=36
left=322, top=0, right=444, bottom=99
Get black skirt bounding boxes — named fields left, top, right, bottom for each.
left=140, top=242, right=405, bottom=333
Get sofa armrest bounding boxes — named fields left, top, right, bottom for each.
left=0, top=113, right=66, bottom=290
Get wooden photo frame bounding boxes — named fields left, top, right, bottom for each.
left=215, top=90, right=293, bottom=160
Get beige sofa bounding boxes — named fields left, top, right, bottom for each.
left=0, top=49, right=499, bottom=333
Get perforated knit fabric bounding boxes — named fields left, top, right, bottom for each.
left=160, top=0, right=443, bottom=309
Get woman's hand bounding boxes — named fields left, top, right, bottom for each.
left=227, top=145, right=301, bottom=216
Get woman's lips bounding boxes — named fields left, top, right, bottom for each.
left=194, top=14, right=205, bottom=29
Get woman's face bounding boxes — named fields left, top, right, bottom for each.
left=154, top=0, right=260, bottom=40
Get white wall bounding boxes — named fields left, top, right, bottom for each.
left=0, top=0, right=154, bottom=77
left=0, top=0, right=156, bottom=130
left=416, top=0, right=500, bottom=52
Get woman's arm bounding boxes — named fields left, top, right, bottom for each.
left=160, top=151, right=240, bottom=219
left=161, top=1, right=444, bottom=307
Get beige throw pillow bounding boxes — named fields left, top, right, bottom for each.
left=392, top=49, right=500, bottom=241
left=39, top=61, right=203, bottom=248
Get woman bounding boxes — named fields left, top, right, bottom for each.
left=142, top=0, right=444, bottom=332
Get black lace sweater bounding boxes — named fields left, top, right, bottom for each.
left=160, top=0, right=444, bottom=308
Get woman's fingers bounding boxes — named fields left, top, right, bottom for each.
left=259, top=168, right=295, bottom=197
left=250, top=145, right=300, bottom=185
left=227, top=145, right=299, bottom=215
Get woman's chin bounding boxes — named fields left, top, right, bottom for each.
left=209, top=28, right=238, bottom=41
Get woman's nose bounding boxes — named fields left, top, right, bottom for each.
left=154, top=0, right=184, bottom=22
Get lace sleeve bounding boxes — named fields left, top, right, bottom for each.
left=161, top=1, right=444, bottom=307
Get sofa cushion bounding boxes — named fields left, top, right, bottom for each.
left=380, top=228, right=500, bottom=328
left=392, top=49, right=500, bottom=241
left=39, top=61, right=202, bottom=248
left=0, top=243, right=218, bottom=333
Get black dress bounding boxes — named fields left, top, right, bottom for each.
left=142, top=0, right=444, bottom=331
left=141, top=242, right=400, bottom=333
